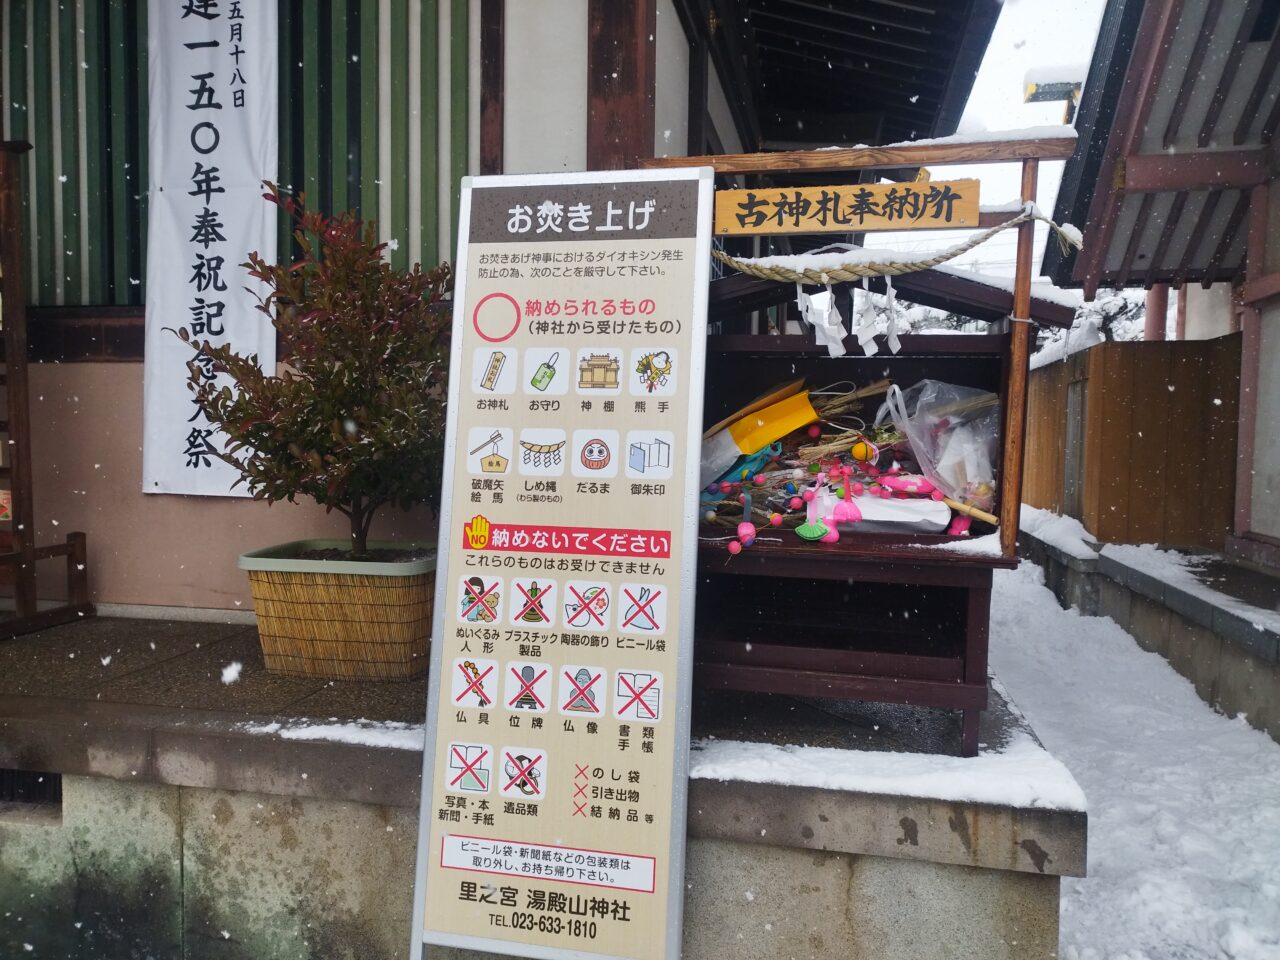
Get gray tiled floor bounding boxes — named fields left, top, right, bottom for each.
left=0, top=616, right=1022, bottom=753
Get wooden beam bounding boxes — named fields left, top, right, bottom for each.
left=1162, top=0, right=1225, bottom=148
left=687, top=0, right=709, bottom=156
left=1116, top=192, right=1155, bottom=283
left=0, top=144, right=37, bottom=617
left=587, top=0, right=657, bottom=169
left=1173, top=190, right=1224, bottom=288
left=640, top=136, right=1076, bottom=173
left=1201, top=191, right=1249, bottom=287
left=999, top=158, right=1038, bottom=560
left=1242, top=271, right=1280, bottom=305
left=1234, top=28, right=1280, bottom=144
left=1198, top=0, right=1265, bottom=147
left=478, top=0, right=504, bottom=175
left=1247, top=180, right=1268, bottom=278
left=1142, top=190, right=1188, bottom=287
left=1123, top=150, right=1268, bottom=192
left=748, top=7, right=930, bottom=55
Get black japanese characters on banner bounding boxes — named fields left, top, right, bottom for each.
left=143, top=0, right=277, bottom=496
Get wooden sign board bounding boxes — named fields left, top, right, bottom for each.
left=713, top=179, right=980, bottom=235
left=410, top=167, right=714, bottom=960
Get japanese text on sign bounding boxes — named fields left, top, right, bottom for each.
left=713, top=179, right=980, bottom=235
left=412, top=169, right=713, bottom=960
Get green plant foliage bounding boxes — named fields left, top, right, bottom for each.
left=182, top=184, right=453, bottom=557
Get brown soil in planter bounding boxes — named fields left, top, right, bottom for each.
left=292, top=547, right=433, bottom=563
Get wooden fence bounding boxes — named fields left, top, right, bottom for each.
left=1023, top=334, right=1241, bottom=549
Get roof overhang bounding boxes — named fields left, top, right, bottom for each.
left=1044, top=0, right=1280, bottom=297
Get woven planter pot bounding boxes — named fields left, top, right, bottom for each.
left=239, top=539, right=436, bottom=681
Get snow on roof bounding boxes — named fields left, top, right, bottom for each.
left=1024, top=64, right=1088, bottom=88
left=932, top=263, right=1083, bottom=310
left=691, top=728, right=1086, bottom=811
left=807, top=124, right=1079, bottom=154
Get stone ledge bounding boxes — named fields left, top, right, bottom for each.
left=0, top=693, right=1086, bottom=879
left=1021, top=527, right=1280, bottom=665
left=688, top=779, right=1085, bottom=877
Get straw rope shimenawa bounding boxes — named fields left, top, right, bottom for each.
left=710, top=206, right=1083, bottom=285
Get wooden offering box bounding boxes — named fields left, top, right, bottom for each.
left=695, top=332, right=1013, bottom=756
left=643, top=135, right=1077, bottom=755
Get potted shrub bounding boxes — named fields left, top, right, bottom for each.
left=182, top=184, right=452, bottom=681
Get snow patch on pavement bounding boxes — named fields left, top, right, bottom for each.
left=991, top=563, right=1280, bottom=960
left=690, top=732, right=1085, bottom=810
left=1101, top=542, right=1280, bottom=636
left=241, top=719, right=426, bottom=751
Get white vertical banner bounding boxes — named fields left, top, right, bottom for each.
left=142, top=0, right=278, bottom=496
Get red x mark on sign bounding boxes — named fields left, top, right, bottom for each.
left=618, top=673, right=659, bottom=719
left=514, top=582, right=552, bottom=623
left=573, top=802, right=587, bottom=817
left=573, top=782, right=587, bottom=799
left=507, top=666, right=548, bottom=709
left=503, top=752, right=543, bottom=795
left=622, top=588, right=661, bottom=630
left=448, top=746, right=488, bottom=789
left=455, top=662, right=494, bottom=706
left=562, top=669, right=602, bottom=713
left=460, top=579, right=499, bottom=622
left=574, top=763, right=590, bottom=779
left=566, top=585, right=606, bottom=628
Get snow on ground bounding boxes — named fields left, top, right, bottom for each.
left=991, top=563, right=1280, bottom=960
left=1101, top=542, right=1280, bottom=637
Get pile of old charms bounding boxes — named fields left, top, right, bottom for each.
left=698, top=378, right=1000, bottom=553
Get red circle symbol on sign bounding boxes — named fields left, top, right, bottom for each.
left=472, top=292, right=521, bottom=343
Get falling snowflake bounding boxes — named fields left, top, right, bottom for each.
left=221, top=661, right=243, bottom=685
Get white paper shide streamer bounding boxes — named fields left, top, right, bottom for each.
left=142, top=0, right=278, bottom=496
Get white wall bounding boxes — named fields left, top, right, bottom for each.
left=707, top=58, right=743, bottom=154
left=653, top=0, right=689, bottom=157
left=1251, top=306, right=1280, bottom=539
left=1183, top=283, right=1235, bottom=340
left=503, top=0, right=589, bottom=173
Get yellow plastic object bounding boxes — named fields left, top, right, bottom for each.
left=726, top=391, right=818, bottom=455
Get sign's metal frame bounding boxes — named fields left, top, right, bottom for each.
left=409, top=166, right=716, bottom=960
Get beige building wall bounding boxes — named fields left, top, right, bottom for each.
left=1183, top=283, right=1235, bottom=340
left=27, top=363, right=433, bottom=611
left=502, top=0, right=589, bottom=173
left=654, top=0, right=690, bottom=158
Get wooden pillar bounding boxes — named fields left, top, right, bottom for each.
left=1144, top=283, right=1168, bottom=340
left=479, top=0, right=504, bottom=175
left=999, top=158, right=1038, bottom=558
left=587, top=0, right=657, bottom=169
left=1234, top=181, right=1269, bottom=537
left=0, top=143, right=37, bottom=617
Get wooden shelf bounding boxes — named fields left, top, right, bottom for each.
left=698, top=534, right=1014, bottom=579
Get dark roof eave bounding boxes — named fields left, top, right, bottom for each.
left=932, top=0, right=1003, bottom=138
left=1042, top=0, right=1148, bottom=288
